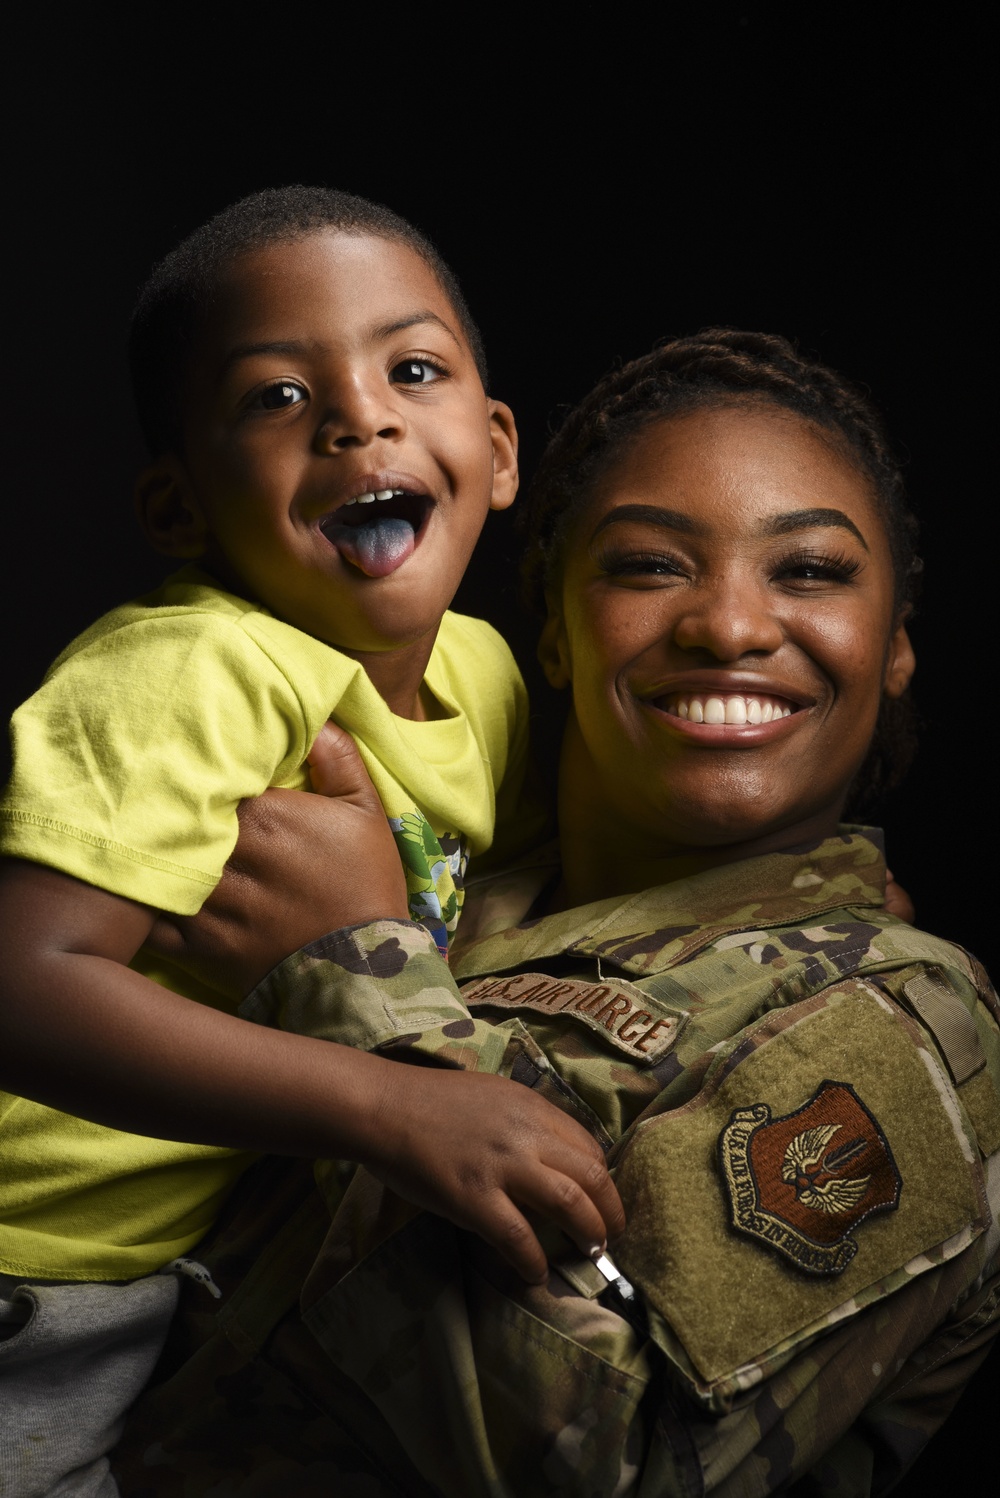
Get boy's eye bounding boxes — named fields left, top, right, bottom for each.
left=391, top=359, right=443, bottom=385
left=256, top=382, right=307, bottom=410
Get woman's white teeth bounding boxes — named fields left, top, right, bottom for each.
left=670, top=694, right=792, bottom=724
left=343, top=487, right=405, bottom=508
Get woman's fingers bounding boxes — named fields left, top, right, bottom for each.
left=884, top=867, right=916, bottom=923
left=307, top=721, right=379, bottom=808
left=146, top=722, right=411, bottom=992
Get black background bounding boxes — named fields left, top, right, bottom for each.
left=5, top=8, right=994, bottom=1481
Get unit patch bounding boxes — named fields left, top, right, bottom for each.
left=463, top=972, right=686, bottom=1064
left=718, top=1080, right=902, bottom=1274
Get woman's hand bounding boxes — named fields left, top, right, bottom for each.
left=148, top=723, right=408, bottom=996
left=884, top=867, right=916, bottom=924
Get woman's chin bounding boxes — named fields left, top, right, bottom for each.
left=629, top=795, right=844, bottom=857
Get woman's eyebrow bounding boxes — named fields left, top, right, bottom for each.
left=592, top=505, right=702, bottom=538
left=762, top=508, right=869, bottom=550
left=591, top=503, right=870, bottom=551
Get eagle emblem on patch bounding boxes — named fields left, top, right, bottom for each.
left=718, top=1080, right=902, bottom=1275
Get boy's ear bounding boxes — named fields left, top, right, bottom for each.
left=537, top=594, right=571, bottom=690
left=882, top=618, right=916, bottom=700
left=135, top=460, right=210, bottom=558
left=487, top=399, right=519, bottom=512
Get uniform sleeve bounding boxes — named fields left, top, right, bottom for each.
left=242, top=918, right=515, bottom=1071
left=241, top=917, right=609, bottom=1143
left=0, top=612, right=313, bottom=914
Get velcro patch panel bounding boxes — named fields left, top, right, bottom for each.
left=464, top=972, right=686, bottom=1064
left=612, top=980, right=988, bottom=1390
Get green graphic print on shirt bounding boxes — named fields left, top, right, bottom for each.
left=388, top=811, right=468, bottom=956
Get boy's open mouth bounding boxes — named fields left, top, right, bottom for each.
left=319, top=489, right=433, bottom=578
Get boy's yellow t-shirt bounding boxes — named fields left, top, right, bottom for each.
left=0, top=567, right=534, bottom=1281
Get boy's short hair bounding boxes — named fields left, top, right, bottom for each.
left=129, top=185, right=489, bottom=455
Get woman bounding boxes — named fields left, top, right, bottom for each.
left=114, top=332, right=1000, bottom=1496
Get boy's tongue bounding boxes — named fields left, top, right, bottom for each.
left=327, top=515, right=417, bottom=578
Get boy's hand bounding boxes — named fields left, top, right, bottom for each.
left=148, top=724, right=408, bottom=995
left=365, top=1063, right=625, bottom=1283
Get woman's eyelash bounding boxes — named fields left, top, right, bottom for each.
left=776, top=550, right=862, bottom=582
left=595, top=547, right=862, bottom=584
left=599, top=550, right=686, bottom=577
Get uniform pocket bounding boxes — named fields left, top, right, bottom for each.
left=304, top=1209, right=661, bottom=1498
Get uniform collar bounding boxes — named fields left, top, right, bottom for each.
left=454, top=828, right=886, bottom=981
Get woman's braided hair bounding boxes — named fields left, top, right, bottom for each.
left=520, top=328, right=922, bottom=811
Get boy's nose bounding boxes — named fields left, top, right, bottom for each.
left=314, top=377, right=405, bottom=451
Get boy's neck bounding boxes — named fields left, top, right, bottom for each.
left=338, top=635, right=444, bottom=721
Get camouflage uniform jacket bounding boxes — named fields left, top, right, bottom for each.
left=114, top=830, right=1000, bottom=1497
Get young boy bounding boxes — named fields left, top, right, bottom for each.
left=0, top=188, right=620, bottom=1497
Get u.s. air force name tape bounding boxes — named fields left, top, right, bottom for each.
left=463, top=971, right=687, bottom=1064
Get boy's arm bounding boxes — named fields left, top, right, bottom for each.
left=0, top=736, right=623, bottom=1279
left=0, top=857, right=409, bottom=1156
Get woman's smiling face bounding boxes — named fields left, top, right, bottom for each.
left=541, top=403, right=915, bottom=898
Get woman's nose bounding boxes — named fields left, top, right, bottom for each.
left=314, top=374, right=405, bottom=451
left=671, top=578, right=784, bottom=660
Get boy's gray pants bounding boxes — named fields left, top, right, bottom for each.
left=0, top=1271, right=180, bottom=1498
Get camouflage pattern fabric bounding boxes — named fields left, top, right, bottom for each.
left=110, top=1156, right=439, bottom=1497
left=114, top=829, right=1000, bottom=1495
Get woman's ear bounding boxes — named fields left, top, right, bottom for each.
left=537, top=595, right=572, bottom=689
left=487, top=399, right=519, bottom=513
left=135, top=460, right=210, bottom=558
left=883, top=619, right=916, bottom=699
